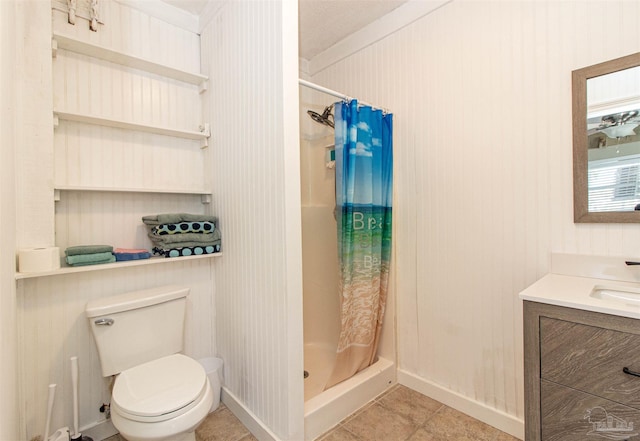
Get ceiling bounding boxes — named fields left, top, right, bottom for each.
left=161, top=0, right=409, bottom=60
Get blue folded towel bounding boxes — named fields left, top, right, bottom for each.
left=113, top=248, right=151, bottom=262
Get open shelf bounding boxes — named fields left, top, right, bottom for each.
left=15, top=252, right=222, bottom=280
left=54, top=110, right=211, bottom=145
left=53, top=187, right=212, bottom=204
left=52, top=32, right=208, bottom=89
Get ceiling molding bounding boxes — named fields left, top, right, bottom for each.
left=198, top=1, right=227, bottom=34
left=115, top=0, right=200, bottom=34
left=299, top=58, right=310, bottom=78
left=308, top=0, right=452, bottom=76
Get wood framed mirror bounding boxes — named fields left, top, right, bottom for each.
left=573, top=52, right=640, bottom=223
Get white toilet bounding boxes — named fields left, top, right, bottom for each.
left=85, top=285, right=214, bottom=441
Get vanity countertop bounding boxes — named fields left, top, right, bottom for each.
left=519, top=273, right=640, bottom=320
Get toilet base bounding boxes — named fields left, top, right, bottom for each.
left=116, top=430, right=195, bottom=441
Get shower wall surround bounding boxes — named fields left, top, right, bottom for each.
left=309, top=1, right=640, bottom=439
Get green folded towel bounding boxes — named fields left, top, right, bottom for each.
left=65, top=252, right=114, bottom=266
left=68, top=256, right=117, bottom=266
left=148, top=229, right=221, bottom=245
left=142, top=213, right=218, bottom=226
left=65, top=245, right=113, bottom=256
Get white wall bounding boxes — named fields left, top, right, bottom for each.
left=0, top=0, right=19, bottom=439
left=200, top=1, right=304, bottom=439
left=309, top=1, right=640, bottom=438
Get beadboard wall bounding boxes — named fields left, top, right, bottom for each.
left=309, top=1, right=640, bottom=438
left=201, top=1, right=304, bottom=440
left=0, top=0, right=19, bottom=439
left=15, top=3, right=217, bottom=440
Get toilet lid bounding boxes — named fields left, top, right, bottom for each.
left=113, top=354, right=206, bottom=418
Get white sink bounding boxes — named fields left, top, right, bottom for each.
left=590, top=284, right=640, bottom=305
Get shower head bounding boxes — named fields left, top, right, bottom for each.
left=307, top=105, right=334, bottom=128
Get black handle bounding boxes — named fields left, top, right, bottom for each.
left=623, top=367, right=640, bottom=377
left=625, top=261, right=640, bottom=265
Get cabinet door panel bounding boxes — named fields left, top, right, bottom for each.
left=542, top=380, right=640, bottom=440
left=541, top=317, right=640, bottom=409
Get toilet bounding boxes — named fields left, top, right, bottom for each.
left=85, top=285, right=214, bottom=441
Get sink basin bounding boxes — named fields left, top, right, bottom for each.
left=590, top=284, right=640, bottom=305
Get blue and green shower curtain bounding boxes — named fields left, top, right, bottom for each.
left=326, top=100, right=393, bottom=388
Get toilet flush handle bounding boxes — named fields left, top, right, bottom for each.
left=95, top=318, right=114, bottom=326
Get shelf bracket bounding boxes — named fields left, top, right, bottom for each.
left=54, top=189, right=61, bottom=202
left=201, top=194, right=211, bottom=204
left=53, top=113, right=59, bottom=129
left=199, top=123, right=211, bottom=149
left=199, top=80, right=208, bottom=94
left=52, top=39, right=58, bottom=58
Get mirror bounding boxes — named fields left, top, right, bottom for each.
left=573, top=52, right=640, bottom=223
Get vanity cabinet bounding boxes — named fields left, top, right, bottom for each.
left=524, top=301, right=640, bottom=440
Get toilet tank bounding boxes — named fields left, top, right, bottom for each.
left=85, top=285, right=190, bottom=377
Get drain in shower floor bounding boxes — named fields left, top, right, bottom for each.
left=304, top=370, right=309, bottom=379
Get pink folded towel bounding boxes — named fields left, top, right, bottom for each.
left=114, top=248, right=149, bottom=254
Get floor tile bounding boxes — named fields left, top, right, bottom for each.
left=419, top=406, right=501, bottom=441
left=341, top=402, right=418, bottom=441
left=407, top=427, right=441, bottom=441
left=493, top=430, right=520, bottom=441
left=376, top=384, right=444, bottom=426
left=196, top=405, right=252, bottom=441
left=318, top=425, right=364, bottom=441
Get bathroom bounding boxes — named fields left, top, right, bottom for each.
left=1, top=0, right=640, bottom=440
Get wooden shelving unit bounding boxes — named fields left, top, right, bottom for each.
left=54, top=111, right=211, bottom=144
left=15, top=253, right=222, bottom=280
left=52, top=32, right=209, bottom=90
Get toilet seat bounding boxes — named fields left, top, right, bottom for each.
left=112, top=354, right=207, bottom=423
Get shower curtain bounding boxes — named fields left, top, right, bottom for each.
left=325, top=100, right=393, bottom=389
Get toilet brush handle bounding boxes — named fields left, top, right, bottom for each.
left=71, top=357, right=79, bottom=437
left=44, top=384, right=56, bottom=441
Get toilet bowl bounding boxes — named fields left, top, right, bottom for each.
left=110, top=354, right=214, bottom=441
left=85, top=286, right=214, bottom=441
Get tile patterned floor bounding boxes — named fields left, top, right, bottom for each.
left=104, top=385, right=520, bottom=441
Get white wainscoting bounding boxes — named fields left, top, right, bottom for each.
left=201, top=1, right=304, bottom=439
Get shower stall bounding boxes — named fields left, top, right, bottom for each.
left=299, top=82, right=396, bottom=440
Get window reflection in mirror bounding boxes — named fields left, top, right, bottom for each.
left=587, top=67, right=640, bottom=212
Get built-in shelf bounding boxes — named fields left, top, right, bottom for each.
left=15, top=253, right=222, bottom=280
left=52, top=32, right=209, bottom=90
left=54, top=187, right=212, bottom=204
left=54, top=111, right=211, bottom=146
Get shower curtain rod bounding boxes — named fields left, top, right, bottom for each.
left=298, top=79, right=386, bottom=112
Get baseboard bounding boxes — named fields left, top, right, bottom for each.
left=397, top=369, right=524, bottom=440
left=221, top=387, right=280, bottom=441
